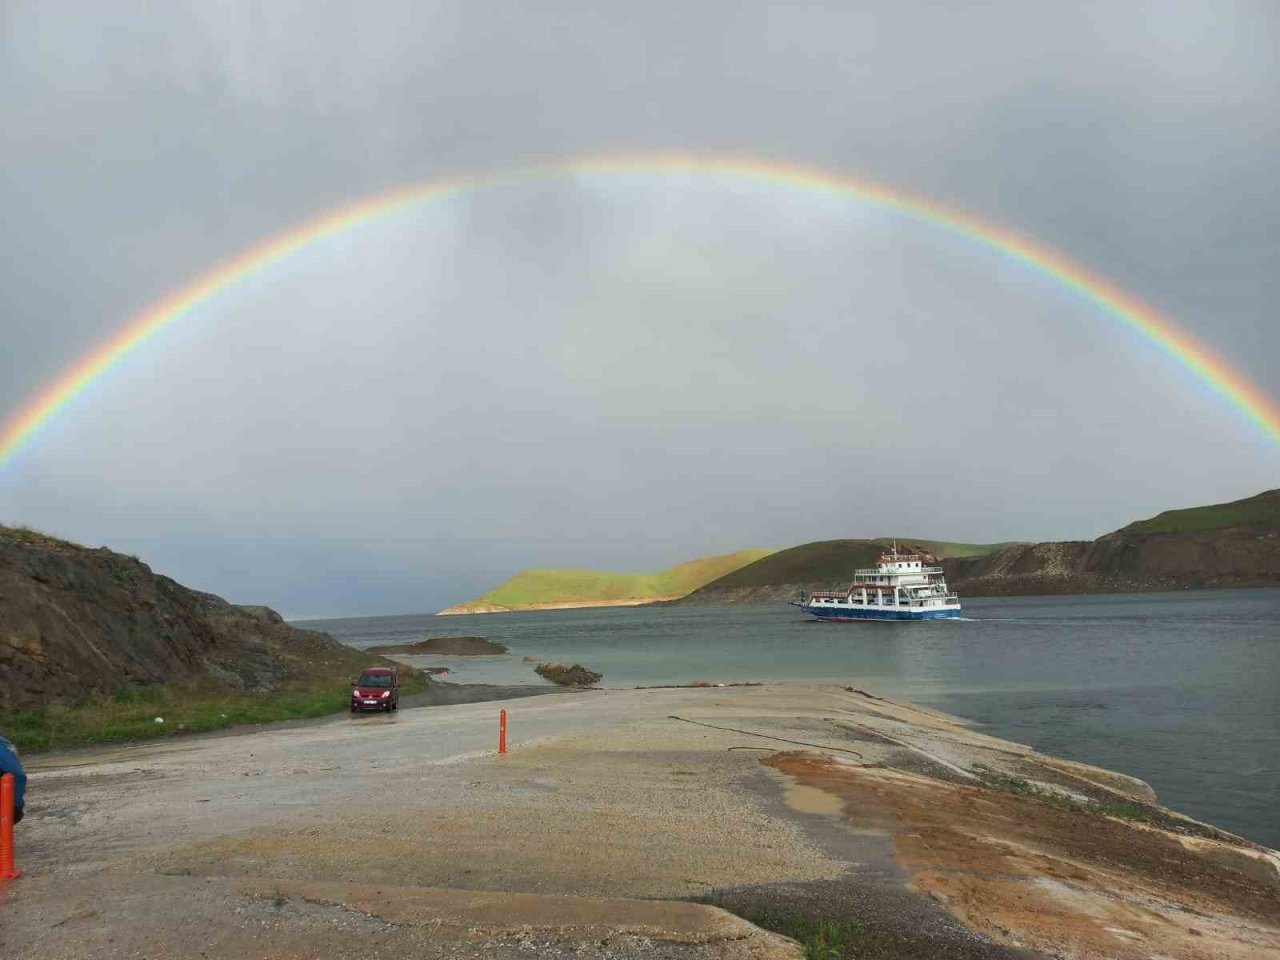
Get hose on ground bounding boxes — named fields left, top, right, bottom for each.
left=668, top=715, right=864, bottom=759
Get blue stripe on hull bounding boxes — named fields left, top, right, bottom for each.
left=803, top=605, right=960, bottom=621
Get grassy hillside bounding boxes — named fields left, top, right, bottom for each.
left=692, top=539, right=1009, bottom=591
left=1109, top=489, right=1280, bottom=537
left=460, top=549, right=774, bottom=609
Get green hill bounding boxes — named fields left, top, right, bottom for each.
left=1108, top=488, right=1280, bottom=537
left=690, top=539, right=1008, bottom=594
left=682, top=490, right=1280, bottom=604
left=440, top=548, right=775, bottom=613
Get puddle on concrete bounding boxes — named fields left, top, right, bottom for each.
left=762, top=766, right=845, bottom=817
left=784, top=781, right=845, bottom=816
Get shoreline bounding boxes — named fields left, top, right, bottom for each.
left=22, top=664, right=1277, bottom=852
left=20, top=679, right=571, bottom=768
left=437, top=582, right=1280, bottom=616
left=438, top=596, right=682, bottom=615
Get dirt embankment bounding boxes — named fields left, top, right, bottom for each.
left=367, top=636, right=508, bottom=656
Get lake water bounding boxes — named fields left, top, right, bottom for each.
left=298, top=588, right=1280, bottom=848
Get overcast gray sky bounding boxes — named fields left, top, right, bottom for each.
left=2, top=1, right=1278, bottom=616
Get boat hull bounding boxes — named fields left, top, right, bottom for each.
left=800, top=604, right=960, bottom=621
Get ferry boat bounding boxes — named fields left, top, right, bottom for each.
left=792, top=546, right=961, bottom=621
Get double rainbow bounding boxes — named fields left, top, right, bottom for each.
left=3, top=151, right=1278, bottom=467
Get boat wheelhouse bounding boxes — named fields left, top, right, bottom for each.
left=792, top=547, right=960, bottom=621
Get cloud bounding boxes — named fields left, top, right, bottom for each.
left=2, top=1, right=1277, bottom=615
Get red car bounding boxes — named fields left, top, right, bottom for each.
left=351, top=667, right=400, bottom=712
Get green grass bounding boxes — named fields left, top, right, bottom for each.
left=0, top=523, right=85, bottom=550
left=1095, top=799, right=1158, bottom=823
left=691, top=539, right=1009, bottom=592
left=4, top=671, right=428, bottom=753
left=1110, top=488, right=1280, bottom=536
left=460, top=548, right=774, bottom=609
left=886, top=538, right=1016, bottom=559
left=723, top=907, right=915, bottom=959
left=971, top=764, right=1155, bottom=823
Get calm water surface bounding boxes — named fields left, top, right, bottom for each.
left=299, top=589, right=1280, bottom=848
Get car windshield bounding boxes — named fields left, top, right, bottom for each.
left=358, top=674, right=392, bottom=687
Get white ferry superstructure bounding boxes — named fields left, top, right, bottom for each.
left=791, top=547, right=961, bottom=621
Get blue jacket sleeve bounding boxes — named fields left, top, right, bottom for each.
left=0, top=737, right=26, bottom=810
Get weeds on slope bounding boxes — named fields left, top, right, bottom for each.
left=3, top=671, right=428, bottom=753
left=717, top=906, right=914, bottom=959
left=971, top=762, right=1157, bottom=824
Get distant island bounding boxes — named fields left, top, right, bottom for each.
left=681, top=488, right=1280, bottom=604
left=437, top=548, right=774, bottom=614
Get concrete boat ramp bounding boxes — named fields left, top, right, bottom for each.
left=4, top=685, right=1278, bottom=959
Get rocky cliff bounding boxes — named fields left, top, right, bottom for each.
left=948, top=520, right=1280, bottom=596
left=0, top=526, right=378, bottom=712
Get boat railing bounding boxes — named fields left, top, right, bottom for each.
left=853, top=565, right=945, bottom=576
left=807, top=588, right=849, bottom=599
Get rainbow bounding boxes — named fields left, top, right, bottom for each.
left=3, top=151, right=1279, bottom=467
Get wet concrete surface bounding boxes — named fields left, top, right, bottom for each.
left=26, top=681, right=569, bottom=773
left=402, top=679, right=572, bottom=708
left=9, top=684, right=1278, bottom=959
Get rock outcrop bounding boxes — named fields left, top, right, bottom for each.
left=946, top=523, right=1280, bottom=595
left=534, top=662, right=603, bottom=686
left=0, top=526, right=367, bottom=712
left=367, top=636, right=509, bottom=656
